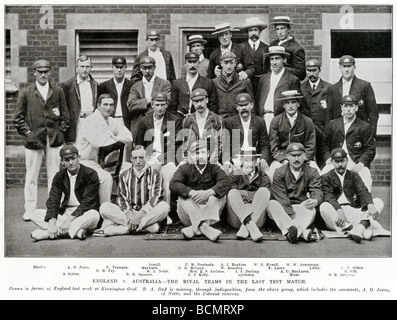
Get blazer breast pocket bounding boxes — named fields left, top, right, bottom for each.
left=291, top=131, right=305, bottom=144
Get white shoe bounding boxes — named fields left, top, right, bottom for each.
left=166, top=216, right=173, bottom=225
left=23, top=211, right=35, bottom=221
left=145, top=223, right=160, bottom=234
left=199, top=223, right=222, bottom=242
left=348, top=225, right=365, bottom=243
left=75, top=229, right=87, bottom=240
left=246, top=221, right=263, bottom=242
left=236, top=224, right=249, bottom=239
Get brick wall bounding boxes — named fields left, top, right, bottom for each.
left=5, top=4, right=392, bottom=187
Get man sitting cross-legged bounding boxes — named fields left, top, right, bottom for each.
left=95, top=145, right=170, bottom=236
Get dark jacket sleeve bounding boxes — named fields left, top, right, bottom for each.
left=45, top=172, right=64, bottom=222
left=167, top=53, right=177, bottom=83
left=271, top=167, right=295, bottom=216
left=286, top=45, right=306, bottom=81
left=210, top=165, right=232, bottom=198
left=58, top=86, right=70, bottom=132
left=207, top=80, right=219, bottom=114
left=307, top=168, right=323, bottom=206
left=357, top=123, right=376, bottom=167
left=71, top=168, right=100, bottom=218
left=207, top=52, right=217, bottom=79
left=364, top=82, right=378, bottom=138
left=257, top=118, right=271, bottom=164
left=352, top=171, right=374, bottom=208
left=169, top=164, right=192, bottom=198
left=168, top=81, right=179, bottom=115
left=13, top=88, right=30, bottom=136
left=321, top=172, right=342, bottom=211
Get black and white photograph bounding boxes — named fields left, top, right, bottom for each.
left=1, top=1, right=395, bottom=300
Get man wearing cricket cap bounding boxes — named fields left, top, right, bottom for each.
left=181, top=35, right=210, bottom=78
left=223, top=92, right=271, bottom=171
left=326, top=55, right=378, bottom=138
left=169, top=51, right=217, bottom=117
left=181, top=88, right=223, bottom=164
left=130, top=29, right=176, bottom=84
left=300, top=59, right=331, bottom=169
left=269, top=16, right=306, bottom=80
left=267, top=142, right=323, bottom=244
left=170, top=140, right=232, bottom=241
left=321, top=94, right=375, bottom=191
left=207, top=22, right=246, bottom=79
left=212, top=51, right=254, bottom=119
left=320, top=148, right=390, bottom=243
left=29, top=145, right=101, bottom=241
left=14, top=59, right=70, bottom=221
left=226, top=147, right=271, bottom=242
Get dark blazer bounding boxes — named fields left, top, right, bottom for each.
left=271, top=163, right=323, bottom=216
left=300, top=78, right=331, bottom=134
left=207, top=42, right=246, bottom=79
left=229, top=167, right=271, bottom=192
left=323, top=117, right=375, bottom=168
left=321, top=169, right=374, bottom=210
left=326, top=75, right=379, bottom=137
left=169, top=74, right=218, bottom=116
left=13, top=82, right=69, bottom=150
left=269, top=36, right=306, bottom=80
left=98, top=77, right=134, bottom=129
left=240, top=41, right=270, bottom=79
left=170, top=163, right=232, bottom=199
left=255, top=70, right=300, bottom=117
left=135, top=111, right=182, bottom=164
left=130, top=49, right=176, bottom=84
left=59, top=75, right=99, bottom=143
left=212, top=73, right=254, bottom=118
left=223, top=114, right=271, bottom=164
left=269, top=112, right=316, bottom=162
left=45, top=164, right=100, bottom=222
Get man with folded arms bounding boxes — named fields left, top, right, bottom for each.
left=170, top=140, right=232, bottom=241
left=96, top=145, right=170, bottom=236
left=320, top=148, right=389, bottom=243
left=267, top=142, right=323, bottom=244
left=30, top=145, right=101, bottom=241
left=226, top=148, right=271, bottom=242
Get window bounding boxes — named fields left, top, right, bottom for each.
left=77, top=30, right=138, bottom=83
left=5, top=29, right=11, bottom=83
left=331, top=30, right=391, bottom=58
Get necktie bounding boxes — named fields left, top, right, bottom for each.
left=312, top=84, right=316, bottom=91
left=253, top=43, right=256, bottom=51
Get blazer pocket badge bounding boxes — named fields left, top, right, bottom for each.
left=52, top=107, right=60, bottom=117
left=164, top=131, right=170, bottom=137
left=354, top=141, right=362, bottom=148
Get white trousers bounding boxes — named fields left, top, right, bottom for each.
left=321, top=163, right=372, bottom=192
left=319, top=199, right=384, bottom=233
left=24, top=138, right=62, bottom=212
left=177, top=196, right=226, bottom=228
left=80, top=160, right=113, bottom=205
left=99, top=201, right=170, bottom=235
left=267, top=200, right=316, bottom=237
left=226, top=188, right=270, bottom=229
left=29, top=207, right=100, bottom=239
left=267, top=160, right=321, bottom=183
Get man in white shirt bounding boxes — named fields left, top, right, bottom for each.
left=130, top=29, right=176, bottom=84
left=76, top=94, right=133, bottom=205
left=29, top=145, right=101, bottom=241
left=320, top=148, right=389, bottom=243
left=256, top=46, right=300, bottom=131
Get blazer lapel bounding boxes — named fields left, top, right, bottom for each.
left=331, top=170, right=343, bottom=190
left=276, top=71, right=287, bottom=89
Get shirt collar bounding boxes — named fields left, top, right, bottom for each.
left=36, top=81, right=49, bottom=89
left=248, top=39, right=259, bottom=49
left=199, top=54, right=205, bottom=62
left=278, top=35, right=293, bottom=45
left=309, top=79, right=320, bottom=88
left=195, top=164, right=207, bottom=174
left=67, top=170, right=78, bottom=180
left=220, top=42, right=233, bottom=52
left=153, top=113, right=164, bottom=123
left=186, top=72, right=199, bottom=83
left=113, top=77, right=125, bottom=87
left=133, top=164, right=149, bottom=179
left=77, top=76, right=90, bottom=84
left=143, top=75, right=156, bottom=85
left=287, top=112, right=298, bottom=122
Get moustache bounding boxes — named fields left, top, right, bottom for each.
left=189, top=67, right=196, bottom=71
left=250, top=36, right=259, bottom=41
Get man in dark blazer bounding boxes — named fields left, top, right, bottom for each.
left=267, top=90, right=319, bottom=182
left=98, top=56, right=134, bottom=130
left=256, top=46, right=300, bottom=132
left=320, top=148, right=388, bottom=243
left=207, top=22, right=249, bottom=79
left=127, top=56, right=171, bottom=141
left=222, top=93, right=271, bottom=170
left=59, top=55, right=99, bottom=143
left=269, top=16, right=306, bottom=81
left=321, top=95, right=375, bottom=191
left=239, top=17, right=270, bottom=105
left=300, top=59, right=331, bottom=169
left=326, top=55, right=379, bottom=138
left=130, top=29, right=176, bottom=84
left=30, top=145, right=101, bottom=241
left=169, top=52, right=218, bottom=117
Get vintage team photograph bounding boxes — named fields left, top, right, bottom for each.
left=3, top=3, right=392, bottom=258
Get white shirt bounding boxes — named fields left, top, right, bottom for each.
left=249, top=39, right=259, bottom=51
left=241, top=117, right=251, bottom=150
left=67, top=171, right=80, bottom=207
left=113, top=78, right=125, bottom=117
left=195, top=164, right=207, bottom=175
left=77, top=76, right=93, bottom=115
left=199, top=54, right=205, bottom=62
left=142, top=75, right=156, bottom=101
left=291, top=168, right=301, bottom=180
left=152, top=114, right=164, bottom=154
left=336, top=171, right=350, bottom=204
left=264, top=69, right=285, bottom=112
left=149, top=49, right=167, bottom=80
left=35, top=81, right=49, bottom=101
left=196, top=110, right=209, bottom=139
left=310, top=79, right=320, bottom=91
left=287, top=112, right=298, bottom=127
left=278, top=35, right=293, bottom=46
left=342, top=116, right=356, bottom=154
left=220, top=42, right=233, bottom=54
left=342, top=78, right=352, bottom=97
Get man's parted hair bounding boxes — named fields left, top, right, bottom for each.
left=98, top=93, right=114, bottom=105
left=76, top=55, right=92, bottom=65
